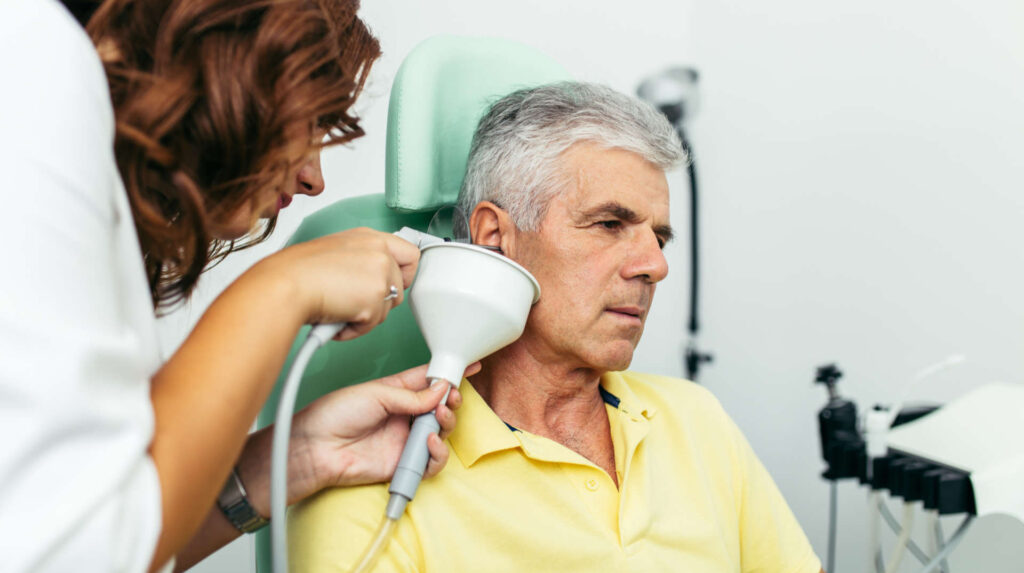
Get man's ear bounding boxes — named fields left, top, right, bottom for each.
left=469, top=201, right=517, bottom=256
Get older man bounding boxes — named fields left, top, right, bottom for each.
left=289, top=82, right=822, bottom=573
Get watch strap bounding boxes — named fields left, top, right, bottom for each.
left=217, top=468, right=269, bottom=534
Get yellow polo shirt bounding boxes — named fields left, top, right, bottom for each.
left=289, top=371, right=821, bottom=573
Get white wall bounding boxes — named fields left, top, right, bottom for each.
left=169, top=0, right=1024, bottom=571
left=692, top=0, right=1024, bottom=572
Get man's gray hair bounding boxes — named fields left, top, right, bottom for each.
left=457, top=81, right=685, bottom=231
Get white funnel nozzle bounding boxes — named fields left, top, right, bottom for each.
left=409, top=243, right=540, bottom=387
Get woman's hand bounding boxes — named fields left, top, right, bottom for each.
left=292, top=363, right=473, bottom=492
left=252, top=227, right=421, bottom=341
left=236, top=363, right=474, bottom=512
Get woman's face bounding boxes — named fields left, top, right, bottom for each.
left=213, top=150, right=326, bottom=240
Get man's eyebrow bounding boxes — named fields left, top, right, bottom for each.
left=654, top=224, right=675, bottom=245
left=582, top=201, right=675, bottom=244
left=582, top=201, right=640, bottom=222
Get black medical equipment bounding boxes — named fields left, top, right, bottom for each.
left=812, top=363, right=975, bottom=573
left=637, top=67, right=713, bottom=382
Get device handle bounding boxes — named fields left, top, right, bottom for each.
left=389, top=412, right=439, bottom=496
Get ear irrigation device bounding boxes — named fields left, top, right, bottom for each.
left=270, top=227, right=540, bottom=573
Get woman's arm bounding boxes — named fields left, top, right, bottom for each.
left=147, top=229, right=421, bottom=571
left=171, top=365, right=465, bottom=571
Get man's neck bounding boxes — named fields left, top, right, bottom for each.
left=470, top=344, right=619, bottom=486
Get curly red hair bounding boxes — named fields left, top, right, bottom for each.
left=87, top=0, right=380, bottom=310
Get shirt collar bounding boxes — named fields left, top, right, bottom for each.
left=600, top=371, right=657, bottom=421
left=448, top=371, right=657, bottom=468
left=448, top=380, right=522, bottom=468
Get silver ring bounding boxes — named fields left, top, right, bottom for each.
left=383, top=285, right=399, bottom=301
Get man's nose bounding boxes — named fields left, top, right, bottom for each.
left=295, top=152, right=325, bottom=196
left=625, top=231, right=669, bottom=284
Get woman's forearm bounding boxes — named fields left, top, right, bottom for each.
left=173, top=411, right=321, bottom=571
left=147, top=263, right=306, bottom=571
left=146, top=229, right=418, bottom=571
left=171, top=499, right=242, bottom=572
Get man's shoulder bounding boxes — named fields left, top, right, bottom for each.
left=291, top=482, right=390, bottom=526
left=608, top=370, right=724, bottom=411
left=288, top=483, right=397, bottom=568
left=605, top=370, right=741, bottom=439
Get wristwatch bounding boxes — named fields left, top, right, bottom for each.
left=217, top=468, right=269, bottom=533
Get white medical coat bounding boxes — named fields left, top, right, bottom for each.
left=0, top=0, right=164, bottom=570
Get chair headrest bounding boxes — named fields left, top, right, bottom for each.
left=384, top=35, right=571, bottom=213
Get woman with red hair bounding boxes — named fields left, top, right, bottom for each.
left=0, top=1, right=461, bottom=571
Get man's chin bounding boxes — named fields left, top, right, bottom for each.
left=592, top=346, right=636, bottom=373
left=604, top=358, right=633, bottom=373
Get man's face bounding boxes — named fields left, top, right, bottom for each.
left=512, top=143, right=672, bottom=372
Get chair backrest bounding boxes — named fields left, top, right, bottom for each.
left=253, top=35, right=569, bottom=571
left=384, top=35, right=571, bottom=212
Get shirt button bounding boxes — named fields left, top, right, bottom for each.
left=585, top=478, right=599, bottom=491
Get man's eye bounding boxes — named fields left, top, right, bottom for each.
left=598, top=220, right=621, bottom=230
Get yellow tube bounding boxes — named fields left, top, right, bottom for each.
left=350, top=514, right=397, bottom=573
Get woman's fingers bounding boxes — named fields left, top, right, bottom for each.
left=382, top=232, right=422, bottom=288
left=377, top=365, right=431, bottom=391
left=362, top=378, right=447, bottom=418
left=445, top=386, right=463, bottom=411
left=271, top=227, right=417, bottom=332
left=435, top=402, right=456, bottom=440
left=463, top=361, right=482, bottom=378
left=332, top=265, right=405, bottom=341
left=379, top=366, right=469, bottom=419
left=423, top=432, right=450, bottom=478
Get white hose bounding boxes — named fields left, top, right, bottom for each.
left=268, top=228, right=442, bottom=573
left=918, top=516, right=973, bottom=573
left=929, top=510, right=950, bottom=573
left=350, top=514, right=398, bottom=573
left=878, top=495, right=930, bottom=565
left=884, top=502, right=915, bottom=573
left=271, top=323, right=346, bottom=573
left=869, top=492, right=883, bottom=573
left=925, top=510, right=937, bottom=556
